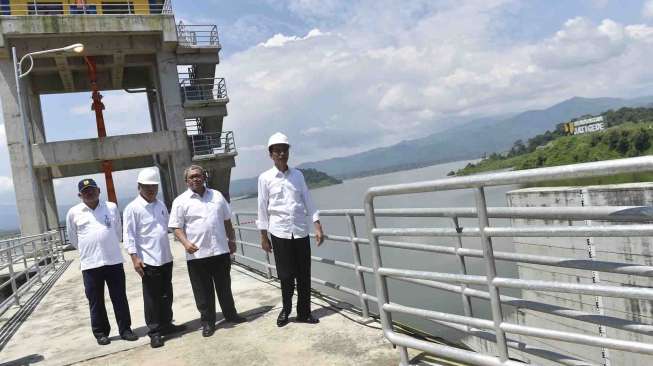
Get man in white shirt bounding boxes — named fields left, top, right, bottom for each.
left=123, top=168, right=179, bottom=348
left=257, top=132, right=324, bottom=327
left=66, top=178, right=138, bottom=346
left=168, top=165, right=246, bottom=337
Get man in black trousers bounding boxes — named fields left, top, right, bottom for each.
left=257, top=132, right=325, bottom=327
left=66, top=178, right=138, bottom=345
left=123, top=168, right=183, bottom=348
left=169, top=164, right=246, bottom=337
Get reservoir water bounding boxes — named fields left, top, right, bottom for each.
left=231, top=160, right=519, bottom=342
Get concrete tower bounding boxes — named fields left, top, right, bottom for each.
left=0, top=1, right=236, bottom=234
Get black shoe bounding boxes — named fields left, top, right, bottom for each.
left=202, top=324, right=215, bottom=337
left=150, top=334, right=164, bottom=348
left=120, top=329, right=139, bottom=341
left=225, top=315, right=247, bottom=324
left=276, top=310, right=290, bottom=327
left=296, top=315, right=319, bottom=324
left=96, top=335, right=111, bottom=346
left=161, top=323, right=187, bottom=335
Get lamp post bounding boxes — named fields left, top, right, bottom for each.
left=12, top=43, right=84, bottom=232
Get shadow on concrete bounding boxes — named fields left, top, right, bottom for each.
left=163, top=305, right=274, bottom=340
left=0, top=354, right=44, bottom=366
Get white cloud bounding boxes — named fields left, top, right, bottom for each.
left=258, top=28, right=325, bottom=47
left=238, top=144, right=266, bottom=152
left=0, top=176, right=12, bottom=193
left=221, top=2, right=653, bottom=179
left=643, top=0, right=653, bottom=19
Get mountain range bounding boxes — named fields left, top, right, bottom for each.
left=230, top=95, right=653, bottom=196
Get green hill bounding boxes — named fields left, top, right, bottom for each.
left=457, top=107, right=653, bottom=184
left=299, top=168, right=343, bottom=189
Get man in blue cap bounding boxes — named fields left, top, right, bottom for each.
left=66, top=178, right=138, bottom=345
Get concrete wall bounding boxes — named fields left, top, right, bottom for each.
left=505, top=183, right=653, bottom=366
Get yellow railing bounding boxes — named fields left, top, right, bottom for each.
left=0, top=0, right=172, bottom=16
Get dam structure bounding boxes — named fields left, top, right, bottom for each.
left=2, top=2, right=653, bottom=366
left=0, top=0, right=236, bottom=235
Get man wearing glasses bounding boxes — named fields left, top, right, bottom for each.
left=168, top=165, right=246, bottom=337
left=257, top=132, right=325, bottom=327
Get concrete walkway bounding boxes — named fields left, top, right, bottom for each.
left=0, top=242, right=404, bottom=366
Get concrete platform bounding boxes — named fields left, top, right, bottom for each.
left=0, top=241, right=406, bottom=366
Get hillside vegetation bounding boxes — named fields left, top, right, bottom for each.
left=457, top=107, right=653, bottom=183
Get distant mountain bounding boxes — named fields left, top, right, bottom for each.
left=230, top=168, right=342, bottom=197
left=296, top=96, right=653, bottom=178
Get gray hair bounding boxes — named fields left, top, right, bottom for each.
left=184, top=164, right=206, bottom=180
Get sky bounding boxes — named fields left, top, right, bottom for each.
left=3, top=0, right=653, bottom=207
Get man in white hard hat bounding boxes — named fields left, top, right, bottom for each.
left=123, top=167, right=179, bottom=348
left=257, top=132, right=324, bottom=327
left=169, top=164, right=246, bottom=338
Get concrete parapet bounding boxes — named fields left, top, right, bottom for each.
left=506, top=183, right=653, bottom=366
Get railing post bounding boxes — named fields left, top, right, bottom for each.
left=6, top=248, right=20, bottom=307
left=346, top=213, right=369, bottom=318
left=46, top=233, right=55, bottom=269
left=58, top=228, right=66, bottom=261
left=235, top=214, right=245, bottom=256
left=452, top=217, right=474, bottom=326
left=364, top=197, right=396, bottom=354
left=264, top=242, right=273, bottom=280
left=32, top=239, right=43, bottom=283
left=20, top=239, right=30, bottom=282
left=474, top=186, right=509, bottom=362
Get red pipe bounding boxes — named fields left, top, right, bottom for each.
left=84, top=56, right=117, bottom=204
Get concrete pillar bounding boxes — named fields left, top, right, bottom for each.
left=28, top=88, right=59, bottom=229
left=0, top=59, right=45, bottom=234
left=206, top=166, right=231, bottom=201
left=156, top=51, right=191, bottom=198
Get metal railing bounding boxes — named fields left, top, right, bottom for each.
left=0, top=230, right=67, bottom=317
left=232, top=156, right=653, bottom=366
left=190, top=130, right=236, bottom=160
left=364, top=156, right=653, bottom=366
left=0, top=0, right=172, bottom=16
left=185, top=117, right=202, bottom=136
left=179, top=77, right=228, bottom=103
left=177, top=22, right=220, bottom=48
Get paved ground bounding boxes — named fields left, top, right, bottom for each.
left=0, top=242, right=406, bottom=366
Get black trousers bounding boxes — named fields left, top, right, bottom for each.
left=271, top=235, right=312, bottom=318
left=142, top=261, right=174, bottom=336
left=186, top=253, right=238, bottom=326
left=82, top=263, right=132, bottom=338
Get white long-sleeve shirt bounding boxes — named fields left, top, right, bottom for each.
left=256, top=167, right=319, bottom=239
left=168, top=188, right=232, bottom=261
left=123, top=195, right=173, bottom=266
left=66, top=201, right=123, bottom=271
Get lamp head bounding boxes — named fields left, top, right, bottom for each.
left=64, top=43, right=84, bottom=53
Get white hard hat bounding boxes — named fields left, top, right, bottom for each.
left=267, top=132, right=290, bottom=148
left=137, top=167, right=160, bottom=185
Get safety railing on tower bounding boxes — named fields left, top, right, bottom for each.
left=179, top=77, right=228, bottom=103
left=0, top=230, right=67, bottom=317
left=189, top=130, right=236, bottom=160
left=232, top=155, right=653, bottom=366
left=177, top=22, right=220, bottom=48
left=0, top=0, right=173, bottom=16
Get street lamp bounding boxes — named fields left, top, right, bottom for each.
left=11, top=43, right=84, bottom=232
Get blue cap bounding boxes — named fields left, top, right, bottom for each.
left=78, top=178, right=98, bottom=192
